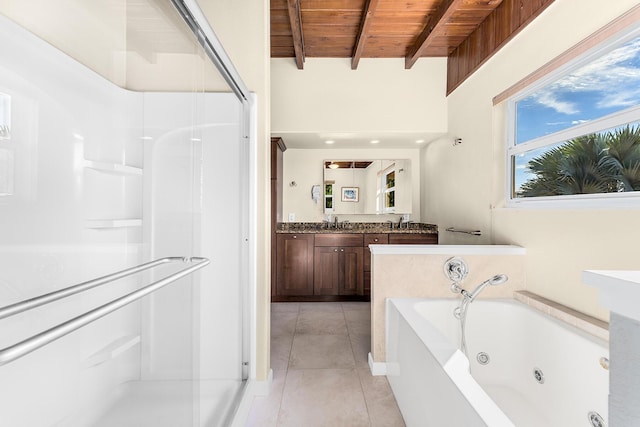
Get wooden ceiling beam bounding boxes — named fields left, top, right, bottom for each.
left=287, top=0, right=305, bottom=69
left=351, top=0, right=380, bottom=70
left=405, top=0, right=464, bottom=69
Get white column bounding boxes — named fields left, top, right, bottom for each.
left=583, top=270, right=640, bottom=427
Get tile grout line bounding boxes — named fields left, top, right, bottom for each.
left=273, top=302, right=374, bottom=426
left=274, top=306, right=298, bottom=427
left=274, top=363, right=291, bottom=426
left=343, top=302, right=374, bottom=426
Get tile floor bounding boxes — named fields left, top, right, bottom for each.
left=247, top=302, right=405, bottom=427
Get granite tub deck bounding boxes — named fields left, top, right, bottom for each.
left=276, top=222, right=438, bottom=234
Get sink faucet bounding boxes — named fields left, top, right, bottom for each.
left=334, top=216, right=339, bottom=229
left=397, top=216, right=404, bottom=229
left=386, top=220, right=394, bottom=230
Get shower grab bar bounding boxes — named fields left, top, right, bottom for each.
left=446, top=227, right=482, bottom=236
left=0, top=257, right=210, bottom=367
left=0, top=257, right=191, bottom=320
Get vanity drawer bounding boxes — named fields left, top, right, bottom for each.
left=364, top=234, right=388, bottom=246
left=314, top=233, right=363, bottom=247
left=388, top=233, right=438, bottom=245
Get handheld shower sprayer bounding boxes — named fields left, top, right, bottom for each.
left=458, top=274, right=509, bottom=302
left=488, top=274, right=509, bottom=286
left=455, top=274, right=508, bottom=358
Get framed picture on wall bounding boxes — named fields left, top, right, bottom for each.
left=341, top=187, right=359, bottom=202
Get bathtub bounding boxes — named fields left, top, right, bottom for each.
left=386, top=298, right=609, bottom=427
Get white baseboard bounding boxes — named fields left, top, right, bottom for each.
left=252, top=369, right=273, bottom=396
left=229, top=369, right=273, bottom=427
left=368, top=352, right=387, bottom=376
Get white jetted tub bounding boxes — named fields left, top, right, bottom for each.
left=386, top=298, right=609, bottom=427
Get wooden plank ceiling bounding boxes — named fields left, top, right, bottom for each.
left=271, top=0, right=554, bottom=93
left=324, top=160, right=373, bottom=169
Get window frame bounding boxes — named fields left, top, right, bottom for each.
left=505, top=22, right=640, bottom=209
left=380, top=164, right=396, bottom=213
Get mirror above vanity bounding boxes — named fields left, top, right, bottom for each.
left=323, top=159, right=412, bottom=215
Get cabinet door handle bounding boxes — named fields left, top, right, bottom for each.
left=334, top=248, right=338, bottom=252
left=340, top=248, right=344, bottom=252
left=293, top=235, right=297, bottom=239
left=374, top=238, right=379, bottom=242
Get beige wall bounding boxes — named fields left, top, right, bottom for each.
left=282, top=148, right=422, bottom=223
left=271, top=57, right=447, bottom=134
left=0, top=0, right=234, bottom=91
left=422, top=0, right=640, bottom=321
left=273, top=57, right=449, bottom=226
left=0, top=0, right=128, bottom=86
left=201, top=0, right=271, bottom=381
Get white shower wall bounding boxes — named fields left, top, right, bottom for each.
left=0, top=15, right=144, bottom=426
left=0, top=15, right=246, bottom=426
left=142, top=92, right=245, bottom=382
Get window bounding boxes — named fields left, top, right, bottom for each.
left=507, top=27, right=640, bottom=207
left=381, top=165, right=395, bottom=213
left=324, top=181, right=334, bottom=212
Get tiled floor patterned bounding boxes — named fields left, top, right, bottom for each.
left=246, top=302, right=405, bottom=427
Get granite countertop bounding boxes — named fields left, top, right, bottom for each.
left=276, top=222, right=438, bottom=234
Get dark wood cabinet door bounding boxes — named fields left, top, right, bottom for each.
left=315, top=246, right=363, bottom=296
left=340, top=247, right=363, bottom=296
left=314, top=247, right=340, bottom=295
left=276, top=234, right=314, bottom=296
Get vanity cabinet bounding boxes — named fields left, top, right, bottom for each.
left=314, top=234, right=364, bottom=296
left=273, top=229, right=437, bottom=301
left=275, top=233, right=314, bottom=296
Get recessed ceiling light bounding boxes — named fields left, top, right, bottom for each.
left=416, top=139, right=425, bottom=144
left=370, top=140, right=379, bottom=144
left=325, top=140, right=335, bottom=145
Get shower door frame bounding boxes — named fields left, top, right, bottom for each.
left=170, top=0, right=257, bottom=386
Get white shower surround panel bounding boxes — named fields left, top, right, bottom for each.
left=0, top=13, right=146, bottom=427
left=142, top=91, right=245, bottom=382
left=0, top=14, right=247, bottom=427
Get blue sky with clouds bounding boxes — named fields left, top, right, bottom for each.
left=513, top=35, right=640, bottom=194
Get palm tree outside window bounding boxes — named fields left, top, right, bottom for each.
left=507, top=28, right=640, bottom=205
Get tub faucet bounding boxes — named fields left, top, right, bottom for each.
left=454, top=274, right=508, bottom=302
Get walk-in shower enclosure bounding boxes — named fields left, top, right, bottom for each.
left=0, top=1, right=254, bottom=425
